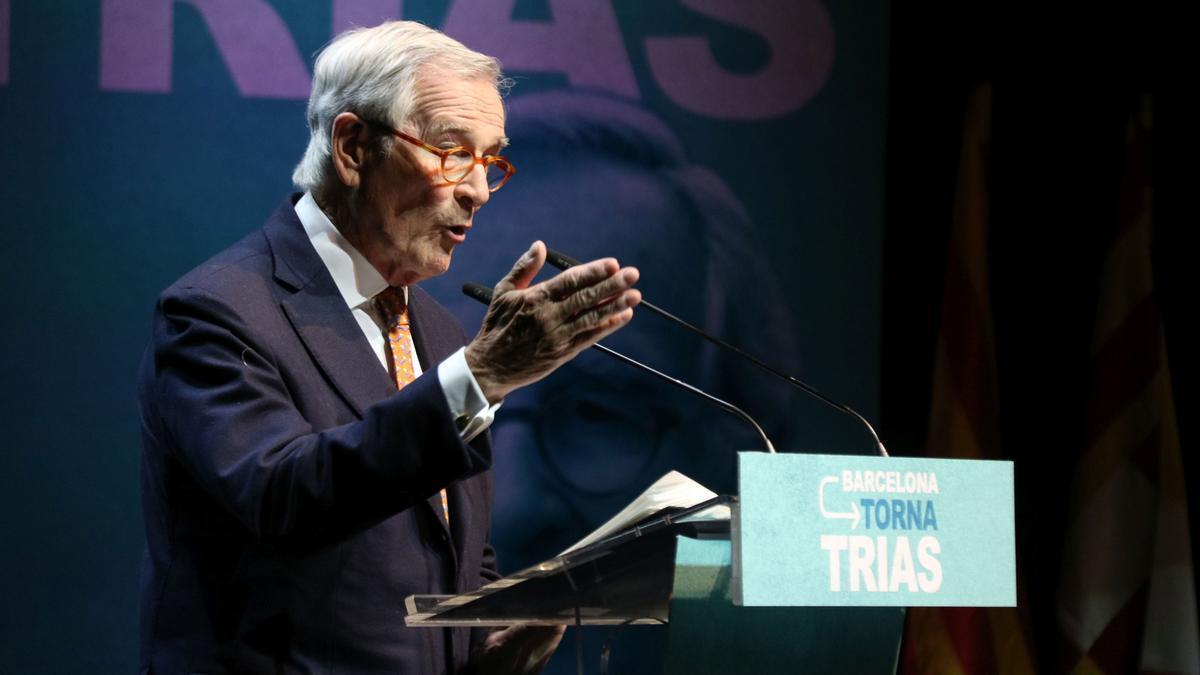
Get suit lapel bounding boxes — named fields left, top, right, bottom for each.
left=264, top=198, right=396, bottom=418
left=281, top=291, right=396, bottom=419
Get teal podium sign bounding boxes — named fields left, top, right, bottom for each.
left=735, top=453, right=1016, bottom=607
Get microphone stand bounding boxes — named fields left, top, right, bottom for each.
left=544, top=249, right=890, bottom=457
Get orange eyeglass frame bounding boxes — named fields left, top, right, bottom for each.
left=369, top=120, right=515, bottom=192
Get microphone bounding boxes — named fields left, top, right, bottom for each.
left=461, top=282, right=777, bottom=453
left=544, top=249, right=890, bottom=457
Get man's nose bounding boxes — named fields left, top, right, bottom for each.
left=454, top=163, right=491, bottom=211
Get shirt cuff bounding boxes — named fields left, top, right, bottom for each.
left=437, top=347, right=501, bottom=443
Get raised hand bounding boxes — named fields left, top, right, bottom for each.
left=465, top=241, right=641, bottom=403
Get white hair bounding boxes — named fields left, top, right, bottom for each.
left=292, top=21, right=506, bottom=193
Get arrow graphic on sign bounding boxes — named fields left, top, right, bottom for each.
left=819, top=476, right=860, bottom=529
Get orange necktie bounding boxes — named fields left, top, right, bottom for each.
left=375, top=287, right=450, bottom=528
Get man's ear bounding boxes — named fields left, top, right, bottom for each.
left=330, top=112, right=371, bottom=188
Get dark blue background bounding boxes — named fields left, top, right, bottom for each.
left=0, top=1, right=888, bottom=670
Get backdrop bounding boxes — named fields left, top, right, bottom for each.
left=0, top=1, right=889, bottom=670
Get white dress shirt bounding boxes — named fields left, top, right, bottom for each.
left=295, top=192, right=498, bottom=442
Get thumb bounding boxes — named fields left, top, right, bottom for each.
left=494, top=241, right=546, bottom=294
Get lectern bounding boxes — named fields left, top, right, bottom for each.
left=406, top=453, right=1016, bottom=674
left=405, top=497, right=732, bottom=628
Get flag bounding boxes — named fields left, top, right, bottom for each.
left=900, top=83, right=1038, bottom=675
left=1056, top=96, right=1199, bottom=675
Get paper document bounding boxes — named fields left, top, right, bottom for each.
left=558, top=471, right=728, bottom=556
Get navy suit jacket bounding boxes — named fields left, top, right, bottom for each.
left=138, top=196, right=498, bottom=674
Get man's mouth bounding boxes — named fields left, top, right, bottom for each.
left=444, top=224, right=470, bottom=243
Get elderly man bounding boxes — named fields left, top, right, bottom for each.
left=137, top=21, right=639, bottom=674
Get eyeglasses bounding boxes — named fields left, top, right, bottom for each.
left=368, top=120, right=515, bottom=192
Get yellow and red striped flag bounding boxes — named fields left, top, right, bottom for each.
left=1056, top=96, right=1198, bottom=675
left=900, top=84, right=1038, bottom=675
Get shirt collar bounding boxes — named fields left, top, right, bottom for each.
left=295, top=191, right=395, bottom=310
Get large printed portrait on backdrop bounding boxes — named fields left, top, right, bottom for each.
left=426, top=91, right=803, bottom=572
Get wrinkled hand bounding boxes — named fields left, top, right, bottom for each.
left=465, top=241, right=641, bottom=403
left=470, top=624, right=566, bottom=674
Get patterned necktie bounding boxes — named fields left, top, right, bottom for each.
left=375, top=287, right=450, bottom=528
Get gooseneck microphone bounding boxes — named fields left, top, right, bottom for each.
left=544, top=248, right=890, bottom=458
left=461, top=282, right=777, bottom=453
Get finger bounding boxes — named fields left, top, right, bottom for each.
left=494, top=241, right=546, bottom=295
left=536, top=257, right=620, bottom=301
left=558, top=289, right=639, bottom=343
left=557, top=266, right=639, bottom=320
left=569, top=305, right=636, bottom=351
